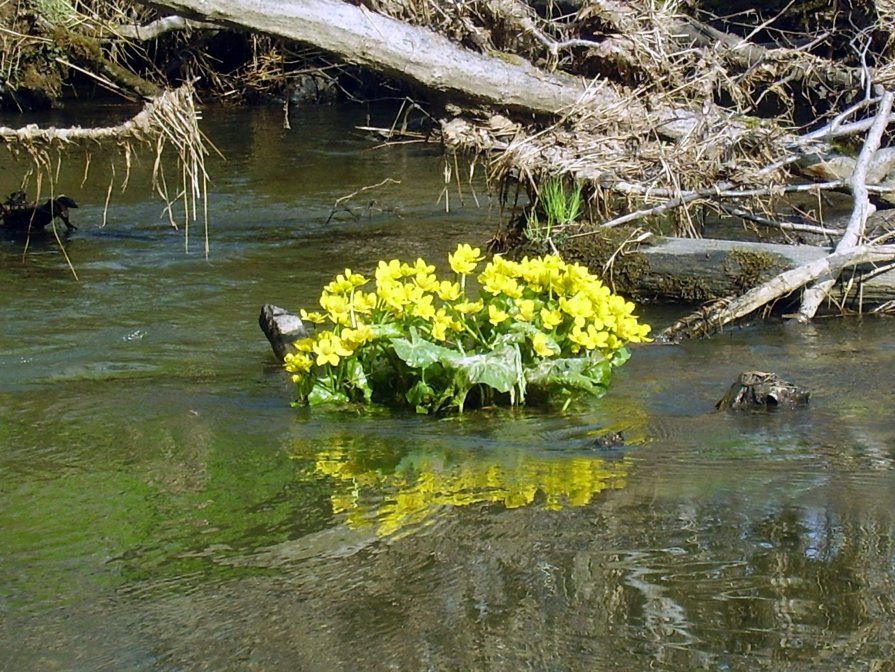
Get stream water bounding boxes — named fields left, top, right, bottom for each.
left=2, top=104, right=895, bottom=671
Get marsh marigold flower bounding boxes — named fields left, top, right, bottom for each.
left=300, top=309, right=326, bottom=324
left=436, top=280, right=462, bottom=301
left=488, top=304, right=510, bottom=325
left=531, top=332, right=557, bottom=358
left=454, top=298, right=484, bottom=315
left=313, top=335, right=352, bottom=367
left=540, top=307, right=563, bottom=330
left=514, top=298, right=536, bottom=322
left=449, top=243, right=483, bottom=275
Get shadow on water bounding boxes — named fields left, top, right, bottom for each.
left=2, top=105, right=895, bottom=671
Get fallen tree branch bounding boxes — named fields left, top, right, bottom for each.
left=130, top=0, right=610, bottom=116
left=112, top=15, right=221, bottom=40
left=796, top=89, right=895, bottom=321
left=563, top=179, right=850, bottom=233
left=660, top=244, right=895, bottom=341
left=719, top=205, right=840, bottom=240
left=1, top=85, right=187, bottom=143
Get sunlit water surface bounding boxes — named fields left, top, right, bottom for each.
left=2, top=105, right=895, bottom=671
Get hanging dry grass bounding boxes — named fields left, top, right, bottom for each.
left=0, top=82, right=213, bottom=254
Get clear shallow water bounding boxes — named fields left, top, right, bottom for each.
left=2, top=105, right=895, bottom=671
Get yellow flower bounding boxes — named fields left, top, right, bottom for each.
left=488, top=304, right=509, bottom=325
left=300, top=309, right=326, bottom=324
left=487, top=255, right=521, bottom=278
left=325, top=268, right=367, bottom=294
left=429, top=310, right=452, bottom=341
left=411, top=258, right=435, bottom=276
left=313, top=334, right=353, bottom=367
left=284, top=351, right=313, bottom=373
left=514, top=298, right=537, bottom=322
left=559, top=292, right=594, bottom=320
left=427, top=309, right=461, bottom=341
left=449, top=243, right=484, bottom=275
left=415, top=271, right=439, bottom=293
left=436, top=280, right=462, bottom=301
left=377, top=280, right=411, bottom=314
left=454, top=299, right=484, bottom=315
left=517, top=256, right=546, bottom=292
left=340, top=323, right=375, bottom=349
left=320, top=292, right=352, bottom=326
left=480, top=267, right=522, bottom=298
left=531, top=332, right=557, bottom=358
left=615, top=318, right=651, bottom=343
left=412, top=294, right=437, bottom=321
left=637, top=323, right=652, bottom=341
left=540, top=307, right=563, bottom=330
left=375, top=259, right=403, bottom=284
left=352, top=290, right=378, bottom=314
left=569, top=324, right=608, bottom=350
left=294, top=337, right=315, bottom=353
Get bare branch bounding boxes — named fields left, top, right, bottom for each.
left=113, top=15, right=221, bottom=40
left=796, top=89, right=895, bottom=320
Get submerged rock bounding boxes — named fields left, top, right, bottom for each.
left=591, top=432, right=628, bottom=453
left=592, top=430, right=626, bottom=450
left=715, top=371, right=809, bottom=410
left=259, top=304, right=307, bottom=362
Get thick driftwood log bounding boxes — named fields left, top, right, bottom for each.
left=658, top=243, right=895, bottom=341
left=130, top=0, right=760, bottom=146
left=133, top=0, right=603, bottom=116
left=567, top=236, right=895, bottom=305
left=132, top=0, right=868, bottom=182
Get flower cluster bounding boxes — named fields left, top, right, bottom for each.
left=285, top=244, right=651, bottom=412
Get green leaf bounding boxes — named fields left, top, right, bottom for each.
left=371, top=322, right=404, bottom=340
left=525, top=356, right=610, bottom=395
left=343, top=359, right=372, bottom=403
left=611, top=347, right=631, bottom=367
left=406, top=380, right=435, bottom=409
left=308, top=381, right=349, bottom=406
left=453, top=344, right=522, bottom=394
left=390, top=328, right=459, bottom=369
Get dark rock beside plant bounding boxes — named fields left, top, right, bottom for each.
left=259, top=304, right=307, bottom=362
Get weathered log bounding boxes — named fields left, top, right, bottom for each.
left=132, top=0, right=605, bottom=117
left=259, top=304, right=307, bottom=362
left=563, top=235, right=895, bottom=306
left=715, top=371, right=809, bottom=411
left=658, top=243, right=895, bottom=341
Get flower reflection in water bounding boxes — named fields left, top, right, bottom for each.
left=311, top=442, right=630, bottom=537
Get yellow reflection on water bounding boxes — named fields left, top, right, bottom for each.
left=313, top=445, right=630, bottom=537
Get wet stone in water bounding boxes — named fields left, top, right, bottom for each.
left=715, top=370, right=809, bottom=410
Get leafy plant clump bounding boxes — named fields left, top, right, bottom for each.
left=284, top=244, right=651, bottom=413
